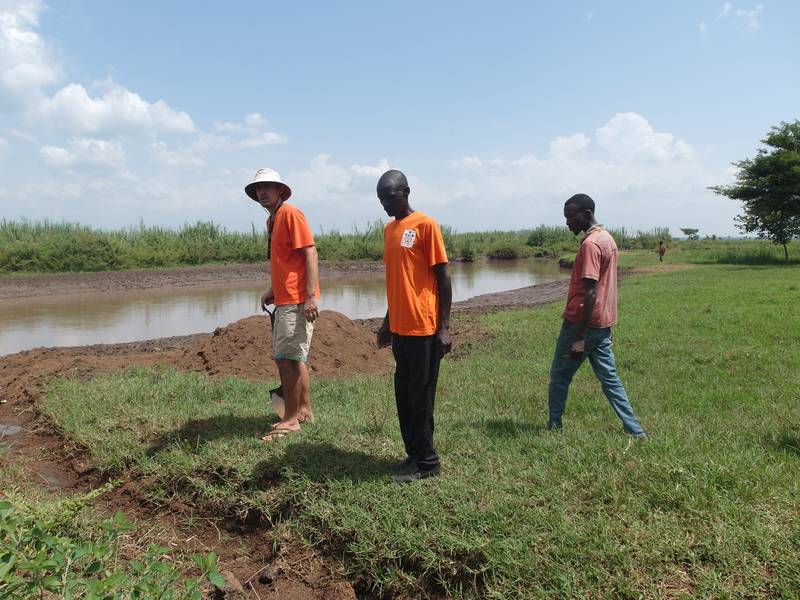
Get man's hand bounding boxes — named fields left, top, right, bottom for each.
left=303, top=297, right=319, bottom=323
left=260, top=290, right=274, bottom=312
left=377, top=320, right=392, bottom=348
left=435, top=326, right=452, bottom=357
left=569, top=336, right=586, bottom=361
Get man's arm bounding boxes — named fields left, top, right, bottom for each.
left=377, top=311, right=392, bottom=347
left=569, top=278, right=597, bottom=360
left=301, top=245, right=319, bottom=322
left=433, top=263, right=452, bottom=356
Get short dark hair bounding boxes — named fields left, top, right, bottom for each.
left=377, top=169, right=408, bottom=190
left=564, top=193, right=595, bottom=213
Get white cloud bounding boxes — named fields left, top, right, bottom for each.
left=596, top=112, right=694, bottom=162
left=0, top=0, right=62, bottom=112
left=713, top=2, right=763, bottom=29
left=6, top=126, right=36, bottom=141
left=39, top=144, right=71, bottom=167
left=549, top=133, right=590, bottom=157
left=237, top=131, right=287, bottom=148
left=214, top=112, right=267, bottom=133
left=0, top=135, right=8, bottom=160
left=450, top=156, right=483, bottom=170
left=35, top=81, right=195, bottom=135
left=150, top=141, right=206, bottom=168
left=735, top=4, right=763, bottom=29
left=209, top=112, right=286, bottom=148
left=40, top=137, right=126, bottom=169
left=699, top=21, right=708, bottom=34
left=351, top=158, right=391, bottom=177
left=213, top=121, right=241, bottom=133
left=290, top=154, right=353, bottom=196
left=244, top=112, right=266, bottom=128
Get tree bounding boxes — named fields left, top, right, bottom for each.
left=680, top=228, right=700, bottom=240
left=710, top=120, right=800, bottom=262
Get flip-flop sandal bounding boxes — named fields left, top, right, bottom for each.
left=260, top=428, right=296, bottom=443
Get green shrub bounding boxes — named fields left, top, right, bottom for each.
left=558, top=253, right=576, bottom=268
left=487, top=241, right=529, bottom=259
left=458, top=239, right=476, bottom=261
left=525, top=225, right=573, bottom=247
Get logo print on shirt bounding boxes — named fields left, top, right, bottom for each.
left=400, top=229, right=417, bottom=248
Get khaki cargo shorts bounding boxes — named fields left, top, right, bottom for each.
left=273, top=303, right=314, bottom=362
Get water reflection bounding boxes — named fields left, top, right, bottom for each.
left=0, top=259, right=567, bottom=355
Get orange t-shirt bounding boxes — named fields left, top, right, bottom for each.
left=563, top=226, right=618, bottom=328
left=383, top=211, right=448, bottom=336
left=268, top=203, right=320, bottom=306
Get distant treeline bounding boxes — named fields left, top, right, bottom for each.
left=0, top=219, right=671, bottom=274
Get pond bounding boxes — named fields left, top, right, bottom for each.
left=0, top=259, right=568, bottom=356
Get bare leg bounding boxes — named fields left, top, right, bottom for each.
left=272, top=358, right=302, bottom=432
left=297, top=362, right=314, bottom=422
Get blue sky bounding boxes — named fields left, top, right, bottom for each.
left=1, top=1, right=798, bottom=236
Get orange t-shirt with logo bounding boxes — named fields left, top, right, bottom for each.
left=383, top=211, right=448, bottom=336
left=563, top=226, right=618, bottom=328
left=269, top=203, right=320, bottom=306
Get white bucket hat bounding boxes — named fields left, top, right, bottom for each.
left=245, top=168, right=292, bottom=202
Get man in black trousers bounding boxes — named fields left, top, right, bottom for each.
left=376, top=170, right=452, bottom=483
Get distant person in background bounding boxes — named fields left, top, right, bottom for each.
left=246, top=168, right=320, bottom=442
left=376, top=170, right=452, bottom=483
left=546, top=193, right=646, bottom=438
left=658, top=240, right=666, bottom=262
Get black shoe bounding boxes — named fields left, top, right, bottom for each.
left=390, top=456, right=415, bottom=473
left=392, top=464, right=441, bottom=484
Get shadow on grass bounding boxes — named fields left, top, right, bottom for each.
left=145, top=414, right=272, bottom=454
left=145, top=416, right=394, bottom=484
left=450, top=417, right=545, bottom=437
left=763, top=430, right=800, bottom=458
left=252, top=442, right=395, bottom=485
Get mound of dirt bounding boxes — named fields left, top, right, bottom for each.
left=0, top=311, right=393, bottom=408
left=174, top=310, right=394, bottom=379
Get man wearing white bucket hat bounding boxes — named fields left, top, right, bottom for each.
left=246, top=168, right=320, bottom=442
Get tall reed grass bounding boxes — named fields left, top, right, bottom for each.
left=0, top=219, right=675, bottom=273
left=677, top=238, right=800, bottom=265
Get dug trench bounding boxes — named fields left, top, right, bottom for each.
left=0, top=278, right=568, bottom=598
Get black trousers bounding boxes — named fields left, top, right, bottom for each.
left=391, top=334, right=441, bottom=470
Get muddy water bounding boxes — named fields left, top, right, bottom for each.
left=0, top=259, right=566, bottom=356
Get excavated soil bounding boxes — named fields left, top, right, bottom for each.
left=176, top=311, right=395, bottom=380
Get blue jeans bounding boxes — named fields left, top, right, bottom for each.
left=548, top=320, right=645, bottom=436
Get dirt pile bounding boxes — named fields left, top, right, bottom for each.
left=0, top=311, right=393, bottom=406
left=176, top=310, right=394, bottom=379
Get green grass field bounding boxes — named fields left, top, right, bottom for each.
left=39, top=263, right=800, bottom=598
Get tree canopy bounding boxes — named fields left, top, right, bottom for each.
left=710, top=120, right=800, bottom=261
left=680, top=228, right=699, bottom=240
